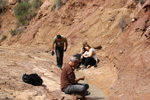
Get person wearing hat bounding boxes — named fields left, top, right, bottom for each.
left=51, top=35, right=68, bottom=69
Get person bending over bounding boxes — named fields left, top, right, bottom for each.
left=61, top=55, right=90, bottom=97
left=51, top=35, right=68, bottom=69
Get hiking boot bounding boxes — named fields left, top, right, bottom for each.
left=58, top=65, right=62, bottom=70
left=75, top=67, right=81, bottom=71
left=81, top=66, right=87, bottom=70
left=84, top=91, right=90, bottom=96
left=94, top=64, right=97, bottom=67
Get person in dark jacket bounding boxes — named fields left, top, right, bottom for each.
left=61, top=55, right=90, bottom=97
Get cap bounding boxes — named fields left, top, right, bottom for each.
left=57, top=35, right=61, bottom=39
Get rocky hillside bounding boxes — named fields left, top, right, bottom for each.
left=0, top=0, right=150, bottom=100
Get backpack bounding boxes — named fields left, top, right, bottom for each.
left=22, top=73, right=43, bottom=86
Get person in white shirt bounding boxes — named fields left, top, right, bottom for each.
left=81, top=44, right=98, bottom=70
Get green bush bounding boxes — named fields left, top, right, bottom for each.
left=14, top=2, right=30, bottom=25
left=26, top=8, right=37, bottom=20
left=139, top=0, right=145, bottom=5
left=13, top=0, right=42, bottom=36
left=0, top=35, right=7, bottom=43
left=10, top=29, right=18, bottom=36
left=10, top=28, right=24, bottom=36
left=14, top=0, right=42, bottom=26
left=0, top=0, right=7, bottom=13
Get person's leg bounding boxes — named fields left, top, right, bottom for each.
left=82, top=57, right=96, bottom=69
left=89, top=57, right=96, bottom=66
left=80, top=57, right=87, bottom=70
left=55, top=47, right=64, bottom=69
left=59, top=47, right=64, bottom=68
left=55, top=47, right=59, bottom=66
left=81, top=57, right=86, bottom=65
left=64, top=84, right=89, bottom=96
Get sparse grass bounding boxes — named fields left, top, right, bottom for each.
left=119, top=18, right=127, bottom=31
left=135, top=0, right=145, bottom=5
left=0, top=35, right=7, bottom=43
left=139, top=0, right=145, bottom=5
left=51, top=0, right=63, bottom=11
left=29, top=0, right=42, bottom=9
left=10, top=27, right=25, bottom=36
left=0, top=0, right=7, bottom=13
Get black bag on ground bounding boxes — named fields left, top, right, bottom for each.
left=22, top=73, right=43, bottom=86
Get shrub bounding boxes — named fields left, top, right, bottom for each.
left=13, top=0, right=42, bottom=36
left=14, top=2, right=30, bottom=25
left=139, top=0, right=145, bottom=5
left=0, top=35, right=7, bottom=43
left=0, top=0, right=7, bottom=13
left=51, top=0, right=62, bottom=11
left=10, top=29, right=18, bottom=36
left=14, top=0, right=42, bottom=26
left=16, top=0, right=26, bottom=3
left=26, top=8, right=37, bottom=20
left=118, top=18, right=128, bottom=31
left=29, top=0, right=42, bottom=9
left=10, top=28, right=24, bottom=36
left=135, top=0, right=145, bottom=5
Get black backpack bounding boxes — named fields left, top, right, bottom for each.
left=22, top=73, right=43, bottom=86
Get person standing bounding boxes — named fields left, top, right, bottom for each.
left=61, top=55, right=90, bottom=98
left=51, top=35, right=68, bottom=69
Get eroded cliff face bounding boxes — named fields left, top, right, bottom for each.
left=110, top=3, right=150, bottom=99
left=0, top=0, right=150, bottom=99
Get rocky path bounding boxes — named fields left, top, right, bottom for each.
left=0, top=46, right=109, bottom=100
left=76, top=73, right=109, bottom=100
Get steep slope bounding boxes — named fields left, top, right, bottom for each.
left=0, top=3, right=17, bottom=45
left=110, top=1, right=150, bottom=99
left=0, top=0, right=150, bottom=100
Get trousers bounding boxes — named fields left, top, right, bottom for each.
left=64, top=83, right=89, bottom=96
left=82, top=57, right=96, bottom=66
left=55, top=47, right=64, bottom=68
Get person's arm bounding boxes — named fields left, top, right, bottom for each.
left=52, top=37, right=56, bottom=51
left=84, top=49, right=93, bottom=58
left=80, top=47, right=85, bottom=54
left=81, top=52, right=87, bottom=59
left=51, top=43, right=55, bottom=56
left=80, top=48, right=83, bottom=54
left=64, top=39, right=68, bottom=51
left=75, top=76, right=85, bottom=83
left=51, top=37, right=56, bottom=55
left=51, top=43, right=55, bottom=51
